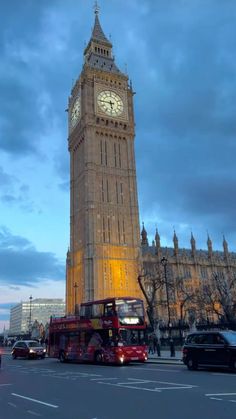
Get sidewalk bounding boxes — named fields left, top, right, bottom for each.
left=147, top=349, right=183, bottom=364
left=1, top=347, right=183, bottom=364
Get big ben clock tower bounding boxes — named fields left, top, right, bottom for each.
left=66, top=6, right=142, bottom=314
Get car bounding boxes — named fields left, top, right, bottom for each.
left=11, top=340, right=46, bottom=360
left=182, top=330, right=236, bottom=371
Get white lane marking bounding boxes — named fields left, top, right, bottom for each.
left=8, top=402, right=17, bottom=408
left=0, top=384, right=12, bottom=387
left=11, top=393, right=58, bottom=408
left=154, top=380, right=196, bottom=387
left=99, top=382, right=161, bottom=392
left=131, top=367, right=180, bottom=372
left=206, top=393, right=236, bottom=396
left=229, top=400, right=236, bottom=403
left=210, top=397, right=222, bottom=401
left=91, top=377, right=118, bottom=381
left=27, top=410, right=42, bottom=416
left=155, top=386, right=195, bottom=390
left=97, top=378, right=196, bottom=392
left=116, top=380, right=149, bottom=385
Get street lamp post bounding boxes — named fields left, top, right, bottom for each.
left=29, top=295, right=33, bottom=337
left=161, top=257, right=175, bottom=357
left=74, top=282, right=79, bottom=315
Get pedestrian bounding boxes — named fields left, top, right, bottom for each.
left=153, top=334, right=158, bottom=354
left=148, top=334, right=154, bottom=354
left=170, top=338, right=175, bottom=357
left=156, top=338, right=161, bottom=357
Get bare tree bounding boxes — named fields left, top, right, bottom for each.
left=175, top=278, right=197, bottom=324
left=200, top=271, right=236, bottom=324
left=138, top=262, right=175, bottom=332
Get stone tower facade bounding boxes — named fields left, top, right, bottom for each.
left=66, top=10, right=142, bottom=314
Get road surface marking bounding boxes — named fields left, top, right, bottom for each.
left=91, top=377, right=118, bottom=381
left=229, top=400, right=236, bottom=403
left=8, top=402, right=17, bottom=408
left=11, top=393, right=59, bottom=408
left=206, top=393, right=236, bottom=396
left=154, top=386, right=195, bottom=390
left=27, top=410, right=42, bottom=416
left=131, top=367, right=180, bottom=372
left=154, top=380, right=196, bottom=387
left=97, top=377, right=196, bottom=392
left=98, top=382, right=161, bottom=392
left=0, top=384, right=12, bottom=387
left=210, top=398, right=222, bottom=401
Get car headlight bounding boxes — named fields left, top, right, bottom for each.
left=29, top=349, right=35, bottom=353
left=43, top=349, right=46, bottom=352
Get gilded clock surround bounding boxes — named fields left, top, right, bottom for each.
left=95, top=84, right=128, bottom=121
left=70, top=95, right=81, bottom=130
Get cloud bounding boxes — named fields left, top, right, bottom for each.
left=0, top=0, right=235, bottom=258
left=0, top=227, right=65, bottom=286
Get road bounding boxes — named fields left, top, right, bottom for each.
left=1, top=355, right=236, bottom=419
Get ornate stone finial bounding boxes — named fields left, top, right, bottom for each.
left=207, top=232, right=213, bottom=257
left=223, top=234, right=229, bottom=257
left=141, top=222, right=148, bottom=247
left=155, top=228, right=160, bottom=247
left=190, top=232, right=196, bottom=255
left=94, top=1, right=100, bottom=15
left=173, top=229, right=178, bottom=256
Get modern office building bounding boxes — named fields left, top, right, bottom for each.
left=9, top=298, right=65, bottom=335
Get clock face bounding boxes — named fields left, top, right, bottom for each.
left=70, top=96, right=81, bottom=128
left=97, top=90, right=123, bottom=117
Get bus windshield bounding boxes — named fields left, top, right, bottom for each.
left=115, top=299, right=144, bottom=325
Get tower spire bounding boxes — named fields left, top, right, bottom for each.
left=83, top=5, right=123, bottom=75
left=94, top=1, right=100, bottom=15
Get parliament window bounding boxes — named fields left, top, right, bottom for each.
left=100, top=139, right=108, bottom=166
left=183, top=265, right=191, bottom=279
left=116, top=181, right=119, bottom=203
left=120, top=183, right=124, bottom=204
left=200, top=266, right=208, bottom=279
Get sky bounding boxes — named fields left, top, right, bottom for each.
left=0, top=0, right=236, bottom=332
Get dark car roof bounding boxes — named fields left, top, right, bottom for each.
left=14, top=340, right=43, bottom=346
left=187, top=330, right=235, bottom=335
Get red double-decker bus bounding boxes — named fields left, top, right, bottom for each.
left=48, top=297, right=148, bottom=364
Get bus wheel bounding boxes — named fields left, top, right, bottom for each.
left=59, top=351, right=66, bottom=363
left=94, top=351, right=103, bottom=364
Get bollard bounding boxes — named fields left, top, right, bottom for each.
left=170, top=339, right=175, bottom=357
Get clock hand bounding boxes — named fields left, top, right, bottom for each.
left=99, top=99, right=115, bottom=108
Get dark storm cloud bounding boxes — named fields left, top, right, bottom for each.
left=120, top=1, right=236, bottom=250
left=0, top=0, right=235, bottom=250
left=0, top=227, right=65, bottom=286
left=0, top=166, right=35, bottom=211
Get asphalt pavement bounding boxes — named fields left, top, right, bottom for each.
left=1, top=354, right=236, bottom=419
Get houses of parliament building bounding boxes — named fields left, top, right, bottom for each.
left=65, top=6, right=236, bottom=325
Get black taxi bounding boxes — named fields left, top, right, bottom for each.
left=182, top=330, right=236, bottom=371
